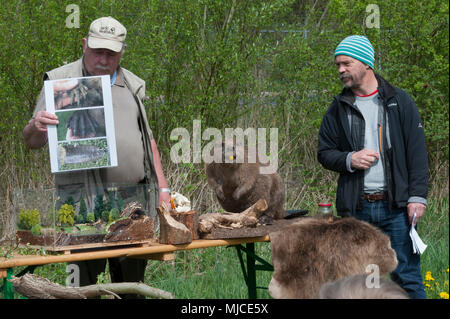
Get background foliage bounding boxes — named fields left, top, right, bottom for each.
left=0, top=0, right=448, bottom=299
left=0, top=0, right=447, bottom=195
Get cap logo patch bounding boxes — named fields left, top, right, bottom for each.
left=99, top=26, right=115, bottom=34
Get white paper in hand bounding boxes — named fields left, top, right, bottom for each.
left=409, top=213, right=427, bottom=254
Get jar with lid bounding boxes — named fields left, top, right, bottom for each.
left=318, top=203, right=333, bottom=215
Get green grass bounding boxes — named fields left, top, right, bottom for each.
left=144, top=244, right=273, bottom=299
left=419, top=196, right=449, bottom=299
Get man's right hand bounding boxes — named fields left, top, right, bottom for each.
left=23, top=111, right=59, bottom=149
left=350, top=148, right=379, bottom=170
left=32, top=111, right=59, bottom=132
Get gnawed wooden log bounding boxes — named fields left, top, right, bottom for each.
left=9, top=273, right=174, bottom=299
left=157, top=203, right=192, bottom=244
left=120, top=201, right=146, bottom=219
left=198, top=198, right=268, bottom=234
left=170, top=210, right=199, bottom=240
left=104, top=216, right=154, bottom=242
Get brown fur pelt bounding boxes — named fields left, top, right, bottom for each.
left=318, top=274, right=409, bottom=299
left=269, top=217, right=398, bottom=299
left=205, top=139, right=285, bottom=222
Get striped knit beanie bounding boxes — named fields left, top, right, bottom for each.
left=334, top=35, right=375, bottom=69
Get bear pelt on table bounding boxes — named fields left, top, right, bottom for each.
left=268, top=216, right=398, bottom=299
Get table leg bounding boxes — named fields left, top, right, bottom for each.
left=234, top=243, right=273, bottom=299
left=246, top=243, right=257, bottom=299
left=3, top=268, right=14, bottom=299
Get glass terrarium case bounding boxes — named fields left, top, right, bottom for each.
left=14, top=184, right=157, bottom=251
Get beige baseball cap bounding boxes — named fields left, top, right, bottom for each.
left=87, top=17, right=126, bottom=52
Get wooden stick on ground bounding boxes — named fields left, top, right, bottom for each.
left=9, top=273, right=174, bottom=299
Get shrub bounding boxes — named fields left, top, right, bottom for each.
left=109, top=208, right=120, bottom=222
left=57, top=204, right=75, bottom=226
left=65, top=196, right=75, bottom=207
left=79, top=198, right=88, bottom=221
left=116, top=192, right=124, bottom=212
left=18, top=208, right=40, bottom=230
left=86, top=212, right=95, bottom=224
left=31, top=224, right=42, bottom=236
left=101, top=210, right=110, bottom=222
left=75, top=213, right=85, bottom=224
left=94, top=194, right=104, bottom=221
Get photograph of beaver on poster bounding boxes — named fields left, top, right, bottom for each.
left=56, top=108, right=106, bottom=141
left=53, top=77, right=103, bottom=110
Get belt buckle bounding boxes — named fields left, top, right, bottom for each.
left=367, top=196, right=376, bottom=203
left=365, top=193, right=378, bottom=202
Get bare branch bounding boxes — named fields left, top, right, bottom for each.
left=9, top=273, right=175, bottom=299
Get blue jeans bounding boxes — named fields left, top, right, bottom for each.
left=355, top=200, right=426, bottom=299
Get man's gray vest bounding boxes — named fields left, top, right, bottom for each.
left=45, top=59, right=159, bottom=216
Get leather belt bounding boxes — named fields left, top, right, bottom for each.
left=364, top=191, right=388, bottom=202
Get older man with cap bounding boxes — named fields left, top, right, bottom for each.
left=317, top=35, right=429, bottom=298
left=23, top=17, right=170, bottom=298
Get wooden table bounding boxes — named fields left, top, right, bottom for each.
left=0, top=236, right=272, bottom=299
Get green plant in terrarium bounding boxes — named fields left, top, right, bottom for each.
left=94, top=194, right=104, bottom=221
left=31, top=224, right=42, bottom=236
left=104, top=197, right=112, bottom=212
left=108, top=191, right=115, bottom=209
left=101, top=210, right=110, bottom=222
left=86, top=212, right=95, bottom=223
left=116, top=191, right=124, bottom=211
left=109, top=208, right=120, bottom=222
left=18, top=208, right=41, bottom=230
left=75, top=213, right=85, bottom=224
left=65, top=196, right=75, bottom=207
left=79, top=198, right=88, bottom=223
left=57, top=204, right=75, bottom=226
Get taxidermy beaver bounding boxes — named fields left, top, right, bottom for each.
left=205, top=139, right=285, bottom=223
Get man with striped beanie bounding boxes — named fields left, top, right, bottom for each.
left=317, top=35, right=429, bottom=298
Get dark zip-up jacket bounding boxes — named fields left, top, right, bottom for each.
left=318, top=74, right=429, bottom=217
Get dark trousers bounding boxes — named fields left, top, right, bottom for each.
left=355, top=200, right=426, bottom=299
left=70, top=258, right=148, bottom=299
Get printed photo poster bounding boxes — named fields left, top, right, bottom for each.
left=44, top=75, right=118, bottom=173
